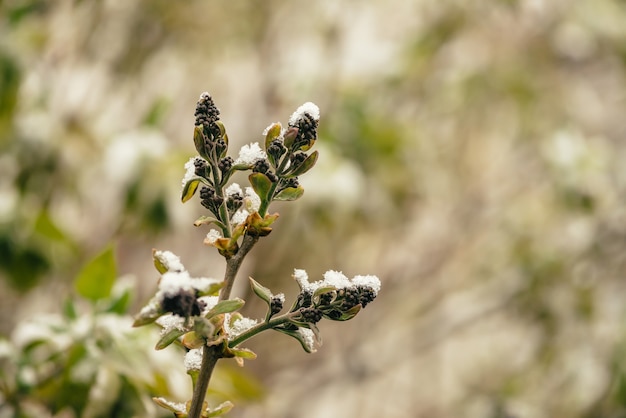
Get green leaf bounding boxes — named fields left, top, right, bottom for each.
left=230, top=347, right=257, bottom=360
left=193, top=215, right=224, bottom=228
left=205, top=298, right=245, bottom=318
left=264, top=122, right=282, bottom=150
left=105, top=287, right=131, bottom=314
left=194, top=125, right=210, bottom=160
left=323, top=304, right=362, bottom=321
left=74, top=245, right=117, bottom=301
left=273, top=327, right=317, bottom=353
left=207, top=401, right=235, bottom=417
left=248, top=172, right=272, bottom=201
left=196, top=281, right=225, bottom=297
left=155, top=327, right=186, bottom=350
left=214, top=121, right=228, bottom=143
left=34, top=209, right=71, bottom=243
left=283, top=127, right=298, bottom=150
left=62, top=298, right=77, bottom=320
left=181, top=178, right=201, bottom=203
left=287, top=150, right=318, bottom=177
left=132, top=301, right=163, bottom=327
left=274, top=186, right=304, bottom=201
left=249, top=277, right=272, bottom=306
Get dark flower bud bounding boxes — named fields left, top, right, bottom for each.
left=195, top=93, right=220, bottom=130
left=300, top=307, right=323, bottom=323
left=226, top=192, right=243, bottom=213
left=341, top=288, right=361, bottom=310
left=290, top=152, right=307, bottom=166
left=161, top=289, right=206, bottom=318
left=267, top=139, right=287, bottom=160
left=215, top=138, right=227, bottom=158
left=266, top=172, right=278, bottom=183
left=252, top=159, right=271, bottom=174
left=200, top=186, right=215, bottom=200
left=270, top=295, right=284, bottom=316
left=194, top=157, right=209, bottom=177
left=218, top=156, right=233, bottom=174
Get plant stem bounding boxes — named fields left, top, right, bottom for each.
left=220, top=234, right=259, bottom=300
left=259, top=152, right=291, bottom=217
left=187, top=344, right=219, bottom=418
left=228, top=311, right=299, bottom=348
left=187, top=233, right=259, bottom=418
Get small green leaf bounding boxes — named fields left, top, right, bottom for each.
left=207, top=401, right=235, bottom=417
left=274, top=186, right=304, bottom=201
left=196, top=281, right=225, bottom=297
left=287, top=150, right=318, bottom=177
left=264, top=122, right=282, bottom=150
left=62, top=298, right=77, bottom=320
left=214, top=121, right=228, bottom=143
left=249, top=277, right=272, bottom=306
left=182, top=330, right=206, bottom=349
left=155, top=327, right=186, bottom=350
left=205, top=298, right=245, bottom=318
left=248, top=172, right=273, bottom=202
left=181, top=178, right=201, bottom=203
left=194, top=125, right=210, bottom=160
left=193, top=215, right=223, bottom=228
left=133, top=299, right=163, bottom=327
left=324, top=304, right=362, bottom=321
left=232, top=163, right=252, bottom=171
left=273, top=327, right=317, bottom=353
left=74, top=245, right=117, bottom=301
left=283, top=127, right=298, bottom=150
left=230, top=347, right=257, bottom=360
left=313, top=286, right=337, bottom=299
left=105, top=287, right=131, bottom=314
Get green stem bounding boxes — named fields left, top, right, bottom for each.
left=258, top=153, right=291, bottom=217
left=228, top=311, right=300, bottom=348
left=209, top=159, right=232, bottom=238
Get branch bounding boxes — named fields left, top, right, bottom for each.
left=188, top=233, right=259, bottom=418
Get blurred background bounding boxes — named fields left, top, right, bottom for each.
left=1, top=0, right=626, bottom=417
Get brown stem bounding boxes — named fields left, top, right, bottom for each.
left=220, top=234, right=259, bottom=300
left=187, top=345, right=219, bottom=418
left=188, top=233, right=259, bottom=418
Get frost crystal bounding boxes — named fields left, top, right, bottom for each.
left=181, top=157, right=197, bottom=189
left=352, top=275, right=381, bottom=295
left=156, top=271, right=220, bottom=302
left=289, top=102, right=320, bottom=126
left=156, top=314, right=186, bottom=334
left=204, top=229, right=222, bottom=245
left=235, top=142, right=267, bottom=165
left=229, top=317, right=259, bottom=337
left=198, top=296, right=219, bottom=315
left=293, top=269, right=311, bottom=291
left=184, top=348, right=203, bottom=372
left=158, top=271, right=193, bottom=298
left=225, top=183, right=243, bottom=197
left=231, top=209, right=249, bottom=226
left=244, top=187, right=261, bottom=213
left=297, top=328, right=317, bottom=353
left=154, top=250, right=185, bottom=273
left=322, top=270, right=351, bottom=289
left=154, top=397, right=187, bottom=414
